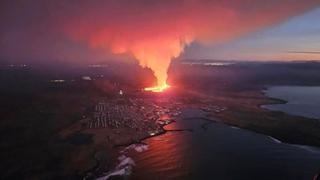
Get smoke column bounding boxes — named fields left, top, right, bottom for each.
left=60, top=0, right=320, bottom=91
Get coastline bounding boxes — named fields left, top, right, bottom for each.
left=92, top=119, right=176, bottom=180
left=83, top=86, right=320, bottom=179
left=261, top=86, right=320, bottom=120
left=109, top=109, right=320, bottom=180
left=210, top=87, right=320, bottom=148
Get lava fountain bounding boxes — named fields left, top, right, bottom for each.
left=61, top=0, right=320, bottom=94
left=129, top=36, right=191, bottom=93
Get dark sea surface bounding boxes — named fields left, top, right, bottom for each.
left=130, top=108, right=320, bottom=180
left=263, top=86, right=320, bottom=120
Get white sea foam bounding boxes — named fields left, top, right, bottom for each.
left=268, top=136, right=282, bottom=144
left=121, top=143, right=149, bottom=153
left=96, top=143, right=149, bottom=180
left=267, top=136, right=320, bottom=153
left=96, top=156, right=135, bottom=180
left=230, top=126, right=240, bottom=130
left=134, top=144, right=149, bottom=152
left=290, top=144, right=320, bottom=154
left=118, top=155, right=126, bottom=161
left=96, top=166, right=132, bottom=180
left=117, top=157, right=136, bottom=168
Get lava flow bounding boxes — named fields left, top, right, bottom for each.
left=144, top=83, right=170, bottom=93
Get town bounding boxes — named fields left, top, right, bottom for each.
left=85, top=96, right=182, bottom=136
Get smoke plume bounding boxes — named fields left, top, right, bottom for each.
left=1, top=0, right=320, bottom=88
left=60, top=0, right=319, bottom=88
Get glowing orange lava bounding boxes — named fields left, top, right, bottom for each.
left=144, top=83, right=170, bottom=93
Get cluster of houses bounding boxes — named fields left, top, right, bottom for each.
left=86, top=99, right=176, bottom=131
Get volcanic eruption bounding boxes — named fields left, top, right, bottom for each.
left=59, top=0, right=320, bottom=92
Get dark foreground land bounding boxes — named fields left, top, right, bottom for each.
left=1, top=61, right=320, bottom=179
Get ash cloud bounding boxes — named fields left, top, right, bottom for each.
left=1, top=0, right=320, bottom=85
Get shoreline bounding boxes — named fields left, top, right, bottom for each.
left=92, top=118, right=176, bottom=180
left=88, top=86, right=320, bottom=179
left=210, top=87, right=320, bottom=148
left=261, top=86, right=320, bottom=120
left=94, top=113, right=208, bottom=180
left=93, top=106, right=320, bottom=179
left=113, top=119, right=176, bottom=148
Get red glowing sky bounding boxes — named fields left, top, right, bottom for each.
left=1, top=0, right=319, bottom=88
left=1, top=1, right=320, bottom=66
left=1, top=0, right=319, bottom=62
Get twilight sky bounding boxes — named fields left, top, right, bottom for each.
left=1, top=0, right=320, bottom=66
left=182, top=7, right=320, bottom=61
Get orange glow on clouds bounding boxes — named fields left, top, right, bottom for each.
left=62, top=0, right=320, bottom=87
